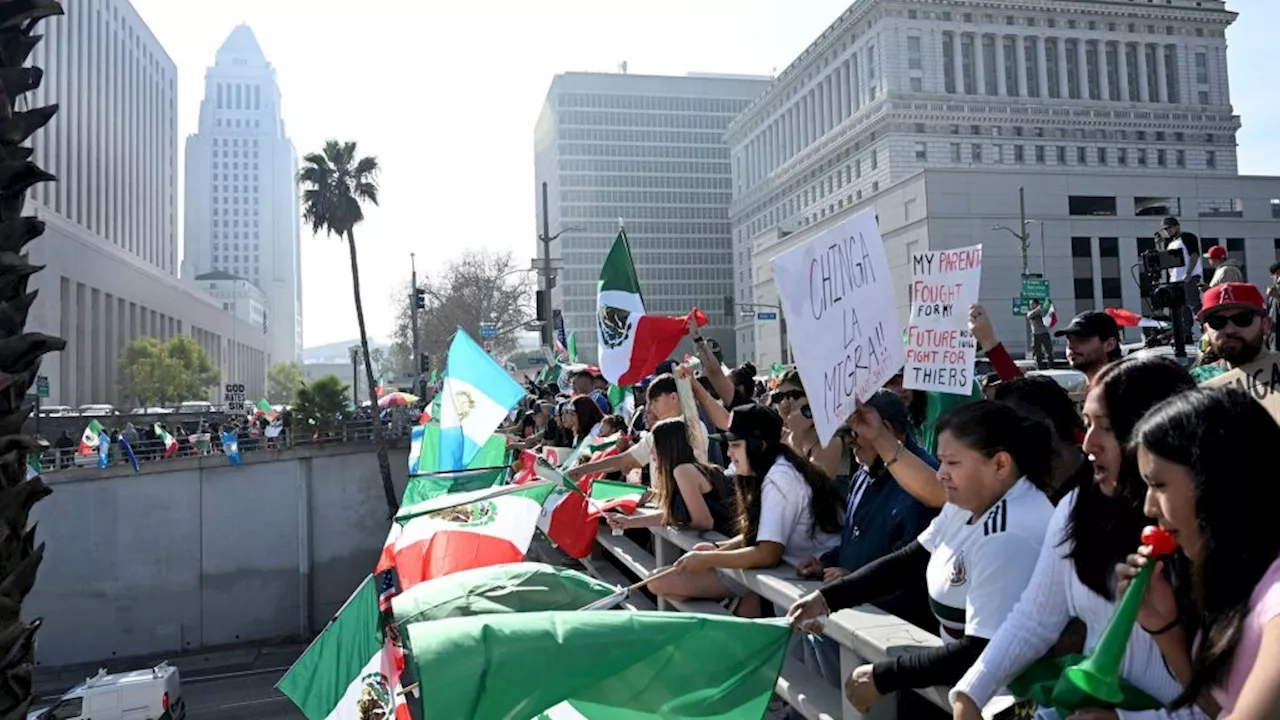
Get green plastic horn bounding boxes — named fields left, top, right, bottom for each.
left=1059, top=526, right=1178, bottom=705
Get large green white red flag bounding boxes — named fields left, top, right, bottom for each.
left=276, top=576, right=410, bottom=720
left=596, top=230, right=706, bottom=385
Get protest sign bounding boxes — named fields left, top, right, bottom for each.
left=1200, top=351, right=1280, bottom=423
left=770, top=210, right=903, bottom=445
left=904, top=245, right=983, bottom=395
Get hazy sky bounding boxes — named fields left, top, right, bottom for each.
left=130, top=0, right=1277, bottom=349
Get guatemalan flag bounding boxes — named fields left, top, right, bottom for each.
left=438, top=329, right=526, bottom=472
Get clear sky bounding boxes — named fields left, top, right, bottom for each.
left=130, top=0, right=1276, bottom=349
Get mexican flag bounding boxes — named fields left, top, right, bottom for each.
left=377, top=482, right=554, bottom=592
left=390, top=562, right=619, bottom=626
left=590, top=479, right=645, bottom=514
left=154, top=424, right=179, bottom=458
left=254, top=399, right=277, bottom=420
left=1045, top=300, right=1059, bottom=331
left=1104, top=307, right=1170, bottom=329
left=597, top=230, right=706, bottom=386
left=405, top=611, right=790, bottom=719
left=79, top=419, right=104, bottom=454
left=409, top=422, right=507, bottom=475
left=276, top=576, right=410, bottom=720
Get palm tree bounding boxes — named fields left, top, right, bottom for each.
left=299, top=141, right=397, bottom=515
left=0, top=2, right=67, bottom=716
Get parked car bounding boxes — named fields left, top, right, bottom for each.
left=28, top=661, right=184, bottom=720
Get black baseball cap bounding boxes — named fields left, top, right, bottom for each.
left=1163, top=216, right=1180, bottom=228
left=860, top=389, right=912, bottom=436
left=1053, top=310, right=1120, bottom=341
left=712, top=404, right=784, bottom=446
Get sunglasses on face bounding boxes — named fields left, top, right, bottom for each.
left=1205, top=311, right=1259, bottom=331
left=773, top=389, right=805, bottom=402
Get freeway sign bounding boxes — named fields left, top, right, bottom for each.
left=1012, top=297, right=1045, bottom=315
left=756, top=311, right=778, bottom=320
left=479, top=323, right=498, bottom=339
left=35, top=374, right=48, bottom=398
left=1020, top=276, right=1050, bottom=299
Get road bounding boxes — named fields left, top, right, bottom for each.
left=181, top=666, right=302, bottom=719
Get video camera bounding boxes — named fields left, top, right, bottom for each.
left=1138, top=229, right=1187, bottom=312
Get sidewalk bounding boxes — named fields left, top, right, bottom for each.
left=34, top=641, right=309, bottom=697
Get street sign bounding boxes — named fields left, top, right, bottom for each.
left=35, top=374, right=48, bottom=398
left=1020, top=276, right=1050, bottom=299
left=1012, top=297, right=1041, bottom=315
left=756, top=311, right=778, bottom=320
left=223, top=383, right=246, bottom=412
left=525, top=356, right=548, bottom=367
left=479, top=322, right=498, bottom=339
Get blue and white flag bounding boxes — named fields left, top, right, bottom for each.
left=119, top=435, right=139, bottom=473
left=438, top=329, right=526, bottom=471
left=221, top=431, right=241, bottom=466
left=97, top=431, right=110, bottom=469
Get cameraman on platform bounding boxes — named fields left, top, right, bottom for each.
left=1155, top=216, right=1202, bottom=344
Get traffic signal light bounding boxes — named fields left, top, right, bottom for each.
left=412, top=287, right=426, bottom=310
left=419, top=352, right=430, bottom=373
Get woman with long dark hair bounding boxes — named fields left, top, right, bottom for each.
left=789, top=401, right=1055, bottom=714
left=952, top=356, right=1201, bottom=720
left=605, top=417, right=735, bottom=536
left=650, top=404, right=843, bottom=610
left=1118, top=387, right=1280, bottom=718
left=564, top=395, right=605, bottom=445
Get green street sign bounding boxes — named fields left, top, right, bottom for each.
left=1012, top=297, right=1037, bottom=315
left=1020, top=277, right=1050, bottom=298
left=35, top=374, right=48, bottom=398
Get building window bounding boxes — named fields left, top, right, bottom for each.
left=993, top=144, right=1003, bottom=163
left=908, top=36, right=923, bottom=70
left=951, top=143, right=962, bottom=162
left=1206, top=150, right=1217, bottom=169
left=971, top=144, right=983, bottom=162
left=1118, top=148, right=1128, bottom=166
left=1073, top=237, right=1095, bottom=312
left=1137, top=149, right=1148, bottom=166
left=1157, top=149, right=1167, bottom=167
left=1034, top=145, right=1045, bottom=164
left=1198, top=198, right=1243, bottom=218
left=1024, top=38, right=1040, bottom=97
left=910, top=76, right=924, bottom=91
left=1195, top=51, right=1209, bottom=84
left=1098, top=147, right=1108, bottom=165
left=1227, top=238, right=1248, bottom=281
left=942, top=33, right=957, bottom=93
left=1013, top=145, right=1024, bottom=163
left=1271, top=199, right=1280, bottom=219
left=1077, top=146, right=1088, bottom=165
left=1135, top=196, right=1180, bottom=217
left=1099, top=238, right=1122, bottom=306
left=1057, top=145, right=1067, bottom=164
left=961, top=35, right=976, bottom=94
left=1176, top=150, right=1186, bottom=167
left=1069, top=196, right=1118, bottom=216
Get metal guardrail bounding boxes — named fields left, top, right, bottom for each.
left=34, top=417, right=414, bottom=474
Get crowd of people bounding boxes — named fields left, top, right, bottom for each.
left=506, top=279, right=1280, bottom=719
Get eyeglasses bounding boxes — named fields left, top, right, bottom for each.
left=772, top=389, right=805, bottom=402
left=1205, top=311, right=1259, bottom=331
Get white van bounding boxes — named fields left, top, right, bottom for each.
left=29, top=662, right=184, bottom=720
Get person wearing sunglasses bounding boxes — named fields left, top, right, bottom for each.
left=1190, top=282, right=1277, bottom=383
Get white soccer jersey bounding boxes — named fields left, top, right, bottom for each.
left=918, top=478, right=1054, bottom=640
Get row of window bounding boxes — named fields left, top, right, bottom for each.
left=214, top=118, right=262, bottom=129
left=927, top=141, right=1216, bottom=169
left=928, top=123, right=1218, bottom=144
left=560, top=189, right=732, bottom=206
left=904, top=7, right=1214, bottom=38
left=556, top=93, right=753, bottom=115
left=565, top=251, right=732, bottom=268
left=215, top=82, right=264, bottom=111
left=559, top=173, right=731, bottom=191
left=561, top=205, right=727, bottom=221
left=561, top=280, right=733, bottom=298
left=558, top=127, right=726, bottom=146
left=213, top=138, right=260, bottom=147
left=558, top=143, right=728, bottom=161
left=560, top=110, right=733, bottom=131
left=567, top=220, right=732, bottom=237
left=561, top=236, right=729, bottom=254
left=559, top=158, right=729, bottom=176
left=560, top=297, right=722, bottom=315
left=211, top=231, right=259, bottom=241
left=1067, top=195, right=1245, bottom=218
left=213, top=191, right=260, bottom=202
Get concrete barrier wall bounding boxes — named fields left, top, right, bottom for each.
left=25, top=440, right=411, bottom=667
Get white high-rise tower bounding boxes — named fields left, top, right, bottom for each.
left=182, top=24, right=303, bottom=364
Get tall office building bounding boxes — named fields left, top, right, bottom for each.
left=534, top=72, right=771, bottom=365
left=23, top=0, right=269, bottom=407
left=182, top=24, right=303, bottom=365
left=727, top=0, right=1241, bottom=360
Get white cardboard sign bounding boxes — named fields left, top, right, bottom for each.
left=770, top=210, right=904, bottom=445
left=904, top=245, right=983, bottom=395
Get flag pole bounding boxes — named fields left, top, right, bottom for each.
left=575, top=565, right=682, bottom=610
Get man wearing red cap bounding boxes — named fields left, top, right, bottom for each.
left=1203, top=244, right=1244, bottom=287
left=1191, top=282, right=1276, bottom=382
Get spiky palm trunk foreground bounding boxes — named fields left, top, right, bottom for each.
left=0, top=1, right=67, bottom=718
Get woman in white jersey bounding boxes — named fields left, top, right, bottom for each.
left=952, top=356, right=1204, bottom=720
left=787, top=400, right=1055, bottom=713
left=654, top=404, right=843, bottom=613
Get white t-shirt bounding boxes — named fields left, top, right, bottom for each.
left=626, top=420, right=709, bottom=472
left=755, top=457, right=840, bottom=566
left=918, top=478, right=1054, bottom=640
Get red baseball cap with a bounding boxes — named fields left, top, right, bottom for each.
left=1197, top=282, right=1266, bottom=321
left=1204, top=245, right=1227, bottom=261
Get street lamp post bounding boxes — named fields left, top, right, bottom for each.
left=737, top=302, right=789, bottom=365
left=535, top=182, right=578, bottom=350
left=992, top=186, right=1038, bottom=358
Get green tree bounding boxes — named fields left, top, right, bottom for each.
left=0, top=2, right=68, bottom=715
left=268, top=361, right=305, bottom=404
left=118, top=336, right=219, bottom=406
left=293, top=375, right=351, bottom=438
left=298, top=140, right=397, bottom=515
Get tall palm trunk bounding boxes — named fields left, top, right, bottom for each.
left=345, top=228, right=397, bottom=516
left=0, top=2, right=68, bottom=717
